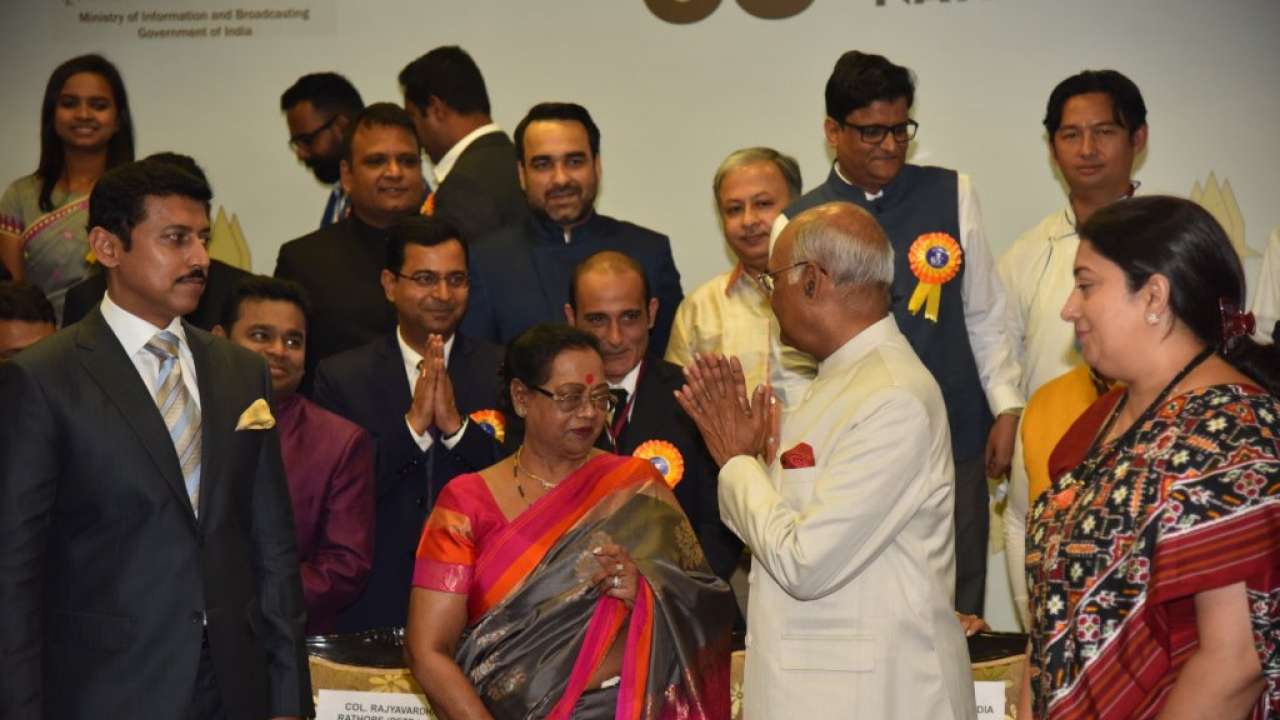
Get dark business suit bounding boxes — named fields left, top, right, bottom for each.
left=311, top=331, right=505, bottom=631
left=61, top=259, right=252, bottom=330
left=462, top=212, right=684, bottom=355
left=0, top=309, right=311, bottom=720
left=274, top=215, right=398, bottom=375
left=432, top=130, right=528, bottom=243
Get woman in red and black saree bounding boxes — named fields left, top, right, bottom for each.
left=405, top=324, right=735, bottom=719
left=1020, top=196, right=1280, bottom=719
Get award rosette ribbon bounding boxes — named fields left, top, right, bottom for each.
left=906, top=232, right=963, bottom=322
left=468, top=409, right=506, bottom=444
left=633, top=439, right=685, bottom=489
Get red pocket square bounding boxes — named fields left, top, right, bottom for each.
left=780, top=442, right=815, bottom=469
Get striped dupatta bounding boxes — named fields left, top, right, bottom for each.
left=420, top=453, right=733, bottom=719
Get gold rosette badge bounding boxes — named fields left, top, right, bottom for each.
left=906, top=232, right=963, bottom=322
left=469, top=409, right=506, bottom=444
left=633, top=440, right=685, bottom=489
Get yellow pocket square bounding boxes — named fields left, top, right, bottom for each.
left=235, top=398, right=276, bottom=431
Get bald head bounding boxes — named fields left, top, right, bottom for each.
left=784, top=202, right=893, bottom=291
left=565, top=251, right=657, bottom=383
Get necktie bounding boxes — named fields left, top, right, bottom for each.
left=608, top=388, right=631, bottom=445
left=145, top=331, right=202, bottom=515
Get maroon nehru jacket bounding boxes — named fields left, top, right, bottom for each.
left=274, top=392, right=375, bottom=634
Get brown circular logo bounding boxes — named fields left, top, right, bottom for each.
left=736, top=0, right=813, bottom=19
left=645, top=0, right=722, bottom=24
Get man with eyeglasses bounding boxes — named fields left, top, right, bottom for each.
left=312, top=214, right=504, bottom=632
left=276, top=103, right=427, bottom=381
left=777, top=51, right=1023, bottom=618
left=213, top=275, right=374, bottom=635
left=280, top=72, right=365, bottom=228
left=562, top=251, right=741, bottom=581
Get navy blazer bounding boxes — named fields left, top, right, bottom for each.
left=311, top=331, right=504, bottom=632
left=461, top=212, right=683, bottom=355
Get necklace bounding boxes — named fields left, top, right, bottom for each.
left=513, top=445, right=583, bottom=504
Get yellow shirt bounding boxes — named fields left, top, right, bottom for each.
left=1021, top=363, right=1104, bottom=502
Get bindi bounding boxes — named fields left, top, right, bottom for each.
left=585, top=373, right=595, bottom=385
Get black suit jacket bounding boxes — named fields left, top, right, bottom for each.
left=61, top=259, right=252, bottom=330
left=433, top=131, right=528, bottom=243
left=311, top=331, right=505, bottom=631
left=462, top=212, right=684, bottom=355
left=275, top=215, right=398, bottom=376
left=0, top=309, right=311, bottom=720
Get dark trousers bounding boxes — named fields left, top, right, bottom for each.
left=953, top=454, right=989, bottom=616
left=189, top=635, right=226, bottom=720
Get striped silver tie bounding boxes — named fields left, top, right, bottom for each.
left=145, top=331, right=202, bottom=516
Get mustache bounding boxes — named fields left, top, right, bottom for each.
left=547, top=182, right=581, bottom=196
left=177, top=268, right=207, bottom=283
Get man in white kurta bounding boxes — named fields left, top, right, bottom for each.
left=678, top=203, right=974, bottom=720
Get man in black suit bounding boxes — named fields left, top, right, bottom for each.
left=565, top=251, right=740, bottom=580
left=0, top=159, right=310, bottom=718
left=462, top=102, right=684, bottom=354
left=62, top=152, right=251, bottom=330
left=312, top=215, right=504, bottom=632
left=399, top=46, right=526, bottom=242
left=275, top=102, right=427, bottom=375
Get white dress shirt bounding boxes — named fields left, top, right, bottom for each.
left=100, top=292, right=201, bottom=409
left=399, top=327, right=467, bottom=451
left=431, top=123, right=502, bottom=186
left=1251, top=228, right=1280, bottom=343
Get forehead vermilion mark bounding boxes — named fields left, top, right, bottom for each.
left=585, top=373, right=595, bottom=385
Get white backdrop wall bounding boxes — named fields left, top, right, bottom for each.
left=3, top=0, right=1278, bottom=628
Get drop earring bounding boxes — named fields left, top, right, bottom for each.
left=1146, top=312, right=1160, bottom=325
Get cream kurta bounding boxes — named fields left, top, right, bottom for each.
left=719, top=316, right=974, bottom=720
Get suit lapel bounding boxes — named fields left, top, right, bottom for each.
left=75, top=310, right=197, bottom=529
left=187, top=325, right=229, bottom=522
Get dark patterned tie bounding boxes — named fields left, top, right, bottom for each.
left=144, top=331, right=202, bottom=515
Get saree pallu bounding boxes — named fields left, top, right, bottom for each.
left=416, top=454, right=734, bottom=719
left=0, top=176, right=91, bottom=322
left=1026, top=385, right=1280, bottom=719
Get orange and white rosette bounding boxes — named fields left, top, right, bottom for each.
left=468, top=409, right=506, bottom=444
left=633, top=440, right=685, bottom=489
left=906, top=232, right=963, bottom=322
left=420, top=191, right=436, bottom=217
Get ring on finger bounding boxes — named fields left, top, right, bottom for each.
left=612, top=575, right=622, bottom=589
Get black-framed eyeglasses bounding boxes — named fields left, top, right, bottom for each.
left=836, top=118, right=919, bottom=145
left=288, top=115, right=340, bottom=152
left=393, top=271, right=470, bottom=289
left=528, top=385, right=616, bottom=414
left=759, top=261, right=811, bottom=295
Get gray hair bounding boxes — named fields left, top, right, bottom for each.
left=712, top=147, right=803, bottom=202
left=789, top=203, right=894, bottom=288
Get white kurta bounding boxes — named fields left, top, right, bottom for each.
left=719, top=316, right=975, bottom=720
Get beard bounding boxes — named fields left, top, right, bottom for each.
left=306, top=154, right=342, bottom=184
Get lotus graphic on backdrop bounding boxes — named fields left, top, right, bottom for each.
left=1191, top=172, right=1257, bottom=259
left=210, top=205, right=252, bottom=270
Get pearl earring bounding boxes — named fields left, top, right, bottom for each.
left=1146, top=312, right=1160, bottom=325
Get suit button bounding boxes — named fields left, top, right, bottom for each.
left=189, top=611, right=203, bottom=625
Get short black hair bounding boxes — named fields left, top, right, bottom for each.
left=221, top=275, right=311, bottom=333
left=514, top=102, right=601, bottom=161
left=501, top=323, right=602, bottom=409
left=1043, top=69, right=1147, bottom=139
left=825, top=51, right=915, bottom=121
left=398, top=46, right=491, bottom=116
left=385, top=215, right=466, bottom=273
left=143, top=151, right=210, bottom=191
left=89, top=158, right=212, bottom=250
left=0, top=281, right=56, bottom=325
left=341, top=102, right=421, bottom=163
left=567, top=251, right=651, bottom=312
left=280, top=72, right=364, bottom=118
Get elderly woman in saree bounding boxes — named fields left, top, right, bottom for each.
left=0, top=54, right=135, bottom=323
left=406, top=323, right=734, bottom=719
left=1019, top=196, right=1280, bottom=719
